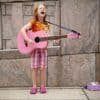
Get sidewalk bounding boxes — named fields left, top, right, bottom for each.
left=0, top=87, right=100, bottom=100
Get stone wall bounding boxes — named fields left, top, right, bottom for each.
left=61, top=0, right=99, bottom=54
left=0, top=52, right=96, bottom=87
left=0, top=10, right=2, bottom=49
left=0, top=58, right=32, bottom=87
left=0, top=0, right=59, bottom=49
left=48, top=54, right=95, bottom=87
left=96, top=53, right=100, bottom=82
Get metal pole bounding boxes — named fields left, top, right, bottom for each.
left=59, top=0, right=61, bottom=56
left=0, top=3, right=3, bottom=49
left=0, top=0, right=57, bottom=4
left=0, top=0, right=34, bottom=4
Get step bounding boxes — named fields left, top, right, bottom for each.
left=0, top=87, right=88, bottom=100
left=0, top=46, right=60, bottom=59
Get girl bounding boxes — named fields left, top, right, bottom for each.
left=20, top=3, right=49, bottom=94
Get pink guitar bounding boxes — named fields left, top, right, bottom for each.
left=17, top=30, right=80, bottom=55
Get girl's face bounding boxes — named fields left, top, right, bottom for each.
left=37, top=4, right=46, bottom=18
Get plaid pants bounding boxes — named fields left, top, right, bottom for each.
left=31, top=49, right=47, bottom=68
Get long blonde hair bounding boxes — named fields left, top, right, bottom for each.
left=33, top=3, right=47, bottom=24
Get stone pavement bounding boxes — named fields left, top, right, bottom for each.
left=0, top=87, right=100, bottom=100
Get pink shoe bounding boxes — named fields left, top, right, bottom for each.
left=40, top=86, right=47, bottom=93
left=30, top=87, right=37, bottom=94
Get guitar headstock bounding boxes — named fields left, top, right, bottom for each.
left=67, top=30, right=80, bottom=39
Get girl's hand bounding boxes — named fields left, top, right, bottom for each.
left=53, top=40, right=60, bottom=45
left=27, top=39, right=33, bottom=44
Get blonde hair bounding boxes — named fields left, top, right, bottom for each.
left=32, top=3, right=47, bottom=23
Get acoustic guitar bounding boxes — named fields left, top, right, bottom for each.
left=17, top=30, right=80, bottom=55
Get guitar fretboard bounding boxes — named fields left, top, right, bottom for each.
left=35, top=35, right=67, bottom=43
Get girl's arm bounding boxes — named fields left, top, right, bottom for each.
left=20, top=22, right=33, bottom=44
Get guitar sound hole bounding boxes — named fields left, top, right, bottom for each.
left=35, top=37, right=40, bottom=43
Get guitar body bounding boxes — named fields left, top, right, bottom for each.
left=17, top=30, right=48, bottom=55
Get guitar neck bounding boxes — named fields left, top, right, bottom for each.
left=39, top=35, right=67, bottom=42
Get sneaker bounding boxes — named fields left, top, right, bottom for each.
left=30, top=87, right=37, bottom=94
left=40, top=86, right=47, bottom=93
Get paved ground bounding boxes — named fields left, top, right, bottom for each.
left=0, top=87, right=100, bottom=100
